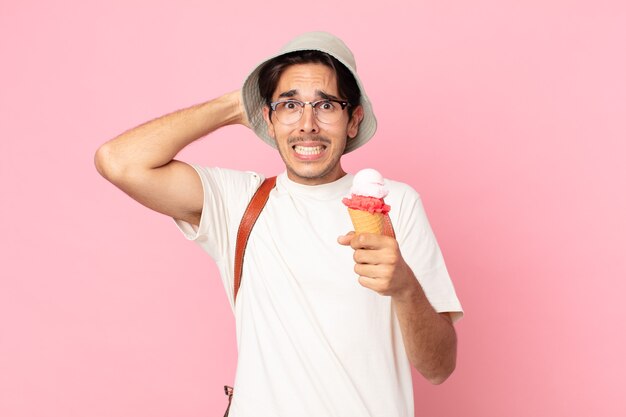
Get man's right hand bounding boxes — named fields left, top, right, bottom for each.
left=94, top=91, right=251, bottom=226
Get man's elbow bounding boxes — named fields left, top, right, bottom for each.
left=94, top=142, right=129, bottom=183
left=94, top=143, right=114, bottom=179
left=413, top=339, right=457, bottom=385
left=424, top=360, right=456, bottom=385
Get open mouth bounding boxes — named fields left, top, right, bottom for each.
left=293, top=145, right=326, bottom=156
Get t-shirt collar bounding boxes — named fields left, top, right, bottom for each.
left=277, top=171, right=353, bottom=200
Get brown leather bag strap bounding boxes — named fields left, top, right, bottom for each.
left=234, top=176, right=277, bottom=302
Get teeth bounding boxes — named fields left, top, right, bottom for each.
left=294, top=146, right=324, bottom=155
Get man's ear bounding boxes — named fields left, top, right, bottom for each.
left=262, top=105, right=275, bottom=139
left=347, top=105, right=364, bottom=139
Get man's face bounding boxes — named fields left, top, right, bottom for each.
left=262, top=63, right=363, bottom=185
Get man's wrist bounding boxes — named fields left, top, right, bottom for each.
left=392, top=277, right=424, bottom=305
left=214, top=90, right=249, bottom=128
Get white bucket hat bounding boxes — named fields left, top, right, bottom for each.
left=241, top=31, right=377, bottom=154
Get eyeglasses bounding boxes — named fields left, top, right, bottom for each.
left=269, top=99, right=350, bottom=125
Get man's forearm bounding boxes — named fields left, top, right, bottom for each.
left=95, top=91, right=245, bottom=177
left=337, top=233, right=458, bottom=384
left=392, top=276, right=457, bottom=385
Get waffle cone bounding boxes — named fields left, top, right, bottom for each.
left=347, top=208, right=384, bottom=235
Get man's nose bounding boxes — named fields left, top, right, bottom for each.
left=298, top=103, right=319, bottom=133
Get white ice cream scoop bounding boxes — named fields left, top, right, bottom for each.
left=350, top=168, right=389, bottom=199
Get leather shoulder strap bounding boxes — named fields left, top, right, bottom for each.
left=234, top=176, right=276, bottom=302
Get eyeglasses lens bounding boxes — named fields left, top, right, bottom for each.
left=274, top=101, right=343, bottom=124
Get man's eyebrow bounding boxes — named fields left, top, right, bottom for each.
left=277, top=90, right=297, bottom=99
left=318, top=91, right=341, bottom=101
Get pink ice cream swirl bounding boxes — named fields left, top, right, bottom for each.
left=342, top=168, right=391, bottom=214
left=342, top=194, right=390, bottom=214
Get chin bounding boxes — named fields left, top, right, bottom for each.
left=289, top=164, right=342, bottom=183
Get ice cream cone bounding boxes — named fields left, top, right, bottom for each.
left=348, top=208, right=384, bottom=235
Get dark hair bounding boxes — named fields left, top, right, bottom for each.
left=258, top=50, right=361, bottom=119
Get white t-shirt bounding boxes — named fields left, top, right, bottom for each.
left=175, top=166, right=463, bottom=417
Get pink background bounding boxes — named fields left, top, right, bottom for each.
left=1, top=1, right=625, bottom=416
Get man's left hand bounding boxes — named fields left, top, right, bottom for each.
left=338, top=232, right=419, bottom=300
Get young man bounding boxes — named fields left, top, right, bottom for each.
left=95, top=32, right=462, bottom=417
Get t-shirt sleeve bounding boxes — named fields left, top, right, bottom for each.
left=173, top=165, right=263, bottom=261
left=392, top=183, right=464, bottom=323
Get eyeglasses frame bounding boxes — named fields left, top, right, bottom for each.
left=268, top=98, right=351, bottom=124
